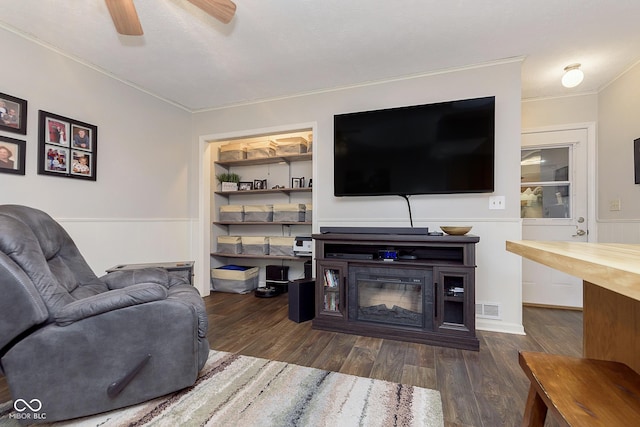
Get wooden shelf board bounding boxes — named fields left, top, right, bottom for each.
left=214, top=187, right=311, bottom=196
left=214, top=221, right=311, bottom=226
left=211, top=252, right=311, bottom=261
left=216, top=153, right=312, bottom=167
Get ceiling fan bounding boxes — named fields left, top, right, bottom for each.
left=105, top=0, right=237, bottom=36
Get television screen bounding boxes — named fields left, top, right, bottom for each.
left=334, top=96, right=495, bottom=196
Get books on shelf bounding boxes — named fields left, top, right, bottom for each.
left=323, top=292, right=339, bottom=311
left=324, top=269, right=339, bottom=288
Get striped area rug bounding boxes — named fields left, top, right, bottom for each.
left=0, top=350, right=443, bottom=426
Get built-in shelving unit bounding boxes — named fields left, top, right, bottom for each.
left=210, top=131, right=313, bottom=274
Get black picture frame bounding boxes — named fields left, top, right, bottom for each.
left=635, top=138, right=640, bottom=184
left=0, top=135, right=26, bottom=175
left=253, top=179, right=267, bottom=190
left=238, top=181, right=253, bottom=191
left=0, top=92, right=28, bottom=135
left=38, top=111, right=97, bottom=181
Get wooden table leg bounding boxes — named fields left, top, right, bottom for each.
left=583, top=281, right=640, bottom=373
left=521, top=384, right=547, bottom=427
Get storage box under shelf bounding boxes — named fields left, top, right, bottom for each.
left=211, top=265, right=259, bottom=294
left=217, top=236, right=242, bottom=254
left=242, top=236, right=269, bottom=255
left=244, top=205, right=273, bottom=222
left=246, top=140, right=277, bottom=159
left=219, top=141, right=247, bottom=161
left=273, top=203, right=306, bottom=222
left=305, top=204, right=312, bottom=222
left=274, top=137, right=308, bottom=156
left=219, top=205, right=244, bottom=222
left=269, top=236, right=295, bottom=257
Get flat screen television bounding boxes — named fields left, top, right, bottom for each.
left=334, top=96, right=495, bottom=196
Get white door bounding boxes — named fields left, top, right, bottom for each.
left=521, top=128, right=589, bottom=308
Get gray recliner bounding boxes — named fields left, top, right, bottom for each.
left=0, top=204, right=209, bottom=423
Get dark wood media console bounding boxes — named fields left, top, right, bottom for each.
left=312, top=232, right=479, bottom=351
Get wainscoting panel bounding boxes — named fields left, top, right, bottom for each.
left=597, top=220, right=640, bottom=243
left=58, top=217, right=196, bottom=289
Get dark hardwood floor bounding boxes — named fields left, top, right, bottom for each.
left=0, top=293, right=582, bottom=426
left=207, top=292, right=582, bottom=427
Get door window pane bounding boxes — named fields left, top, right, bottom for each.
left=521, top=147, right=571, bottom=219
left=520, top=184, right=570, bottom=218
left=521, top=148, right=569, bottom=182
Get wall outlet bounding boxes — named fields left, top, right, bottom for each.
left=609, top=199, right=621, bottom=211
left=489, top=196, right=506, bottom=210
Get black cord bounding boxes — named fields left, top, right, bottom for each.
left=400, top=195, right=413, bottom=227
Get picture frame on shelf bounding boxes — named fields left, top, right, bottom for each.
left=253, top=179, right=267, bottom=190
left=0, top=135, right=26, bottom=175
left=38, top=111, right=97, bottom=181
left=291, top=177, right=302, bottom=188
left=221, top=182, right=239, bottom=191
left=238, top=181, right=253, bottom=191
left=0, top=92, right=27, bottom=135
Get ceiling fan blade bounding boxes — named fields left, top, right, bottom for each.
left=105, top=0, right=144, bottom=35
left=188, top=0, right=237, bottom=24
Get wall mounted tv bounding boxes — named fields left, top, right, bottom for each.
left=334, top=96, right=495, bottom=197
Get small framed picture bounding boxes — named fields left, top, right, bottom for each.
left=238, top=181, right=253, bottom=191
left=253, top=179, right=267, bottom=190
left=0, top=135, right=26, bottom=175
left=43, top=145, right=70, bottom=174
left=71, top=150, right=93, bottom=176
left=38, top=111, right=97, bottom=181
left=291, top=177, right=302, bottom=188
left=0, top=92, right=27, bottom=135
left=71, top=125, right=93, bottom=151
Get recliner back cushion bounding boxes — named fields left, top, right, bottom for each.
left=0, top=205, right=106, bottom=321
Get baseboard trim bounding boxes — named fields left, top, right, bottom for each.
left=523, top=302, right=583, bottom=311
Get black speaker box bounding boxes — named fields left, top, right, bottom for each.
left=266, top=265, right=289, bottom=293
left=266, top=265, right=289, bottom=281
left=288, top=279, right=315, bottom=323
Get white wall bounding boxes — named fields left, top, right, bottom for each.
left=522, top=93, right=598, bottom=129
left=193, top=60, right=525, bottom=334
left=0, top=27, right=197, bottom=287
left=597, top=62, right=640, bottom=242
left=522, top=63, right=640, bottom=243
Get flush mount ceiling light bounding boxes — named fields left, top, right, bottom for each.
left=561, top=63, right=584, bottom=88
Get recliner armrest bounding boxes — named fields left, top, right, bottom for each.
left=54, top=283, right=168, bottom=326
left=101, top=267, right=186, bottom=290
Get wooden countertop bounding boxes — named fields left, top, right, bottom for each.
left=506, top=240, right=640, bottom=302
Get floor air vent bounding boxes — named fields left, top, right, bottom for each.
left=475, top=302, right=501, bottom=319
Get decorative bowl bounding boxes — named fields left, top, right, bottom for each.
left=440, top=226, right=472, bottom=236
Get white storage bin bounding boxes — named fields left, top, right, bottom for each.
left=246, top=140, right=277, bottom=159
left=305, top=203, right=312, bottom=222
left=219, top=204, right=244, bottom=222
left=211, top=265, right=259, bottom=294
left=269, top=236, right=295, bottom=257
left=242, top=236, right=269, bottom=255
left=273, top=203, right=306, bottom=222
left=244, top=205, right=273, bottom=222
left=219, top=141, right=247, bottom=161
left=274, top=137, right=308, bottom=156
left=216, top=236, right=242, bottom=254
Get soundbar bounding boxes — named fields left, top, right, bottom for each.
left=320, top=226, right=429, bottom=235
left=326, top=253, right=374, bottom=260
